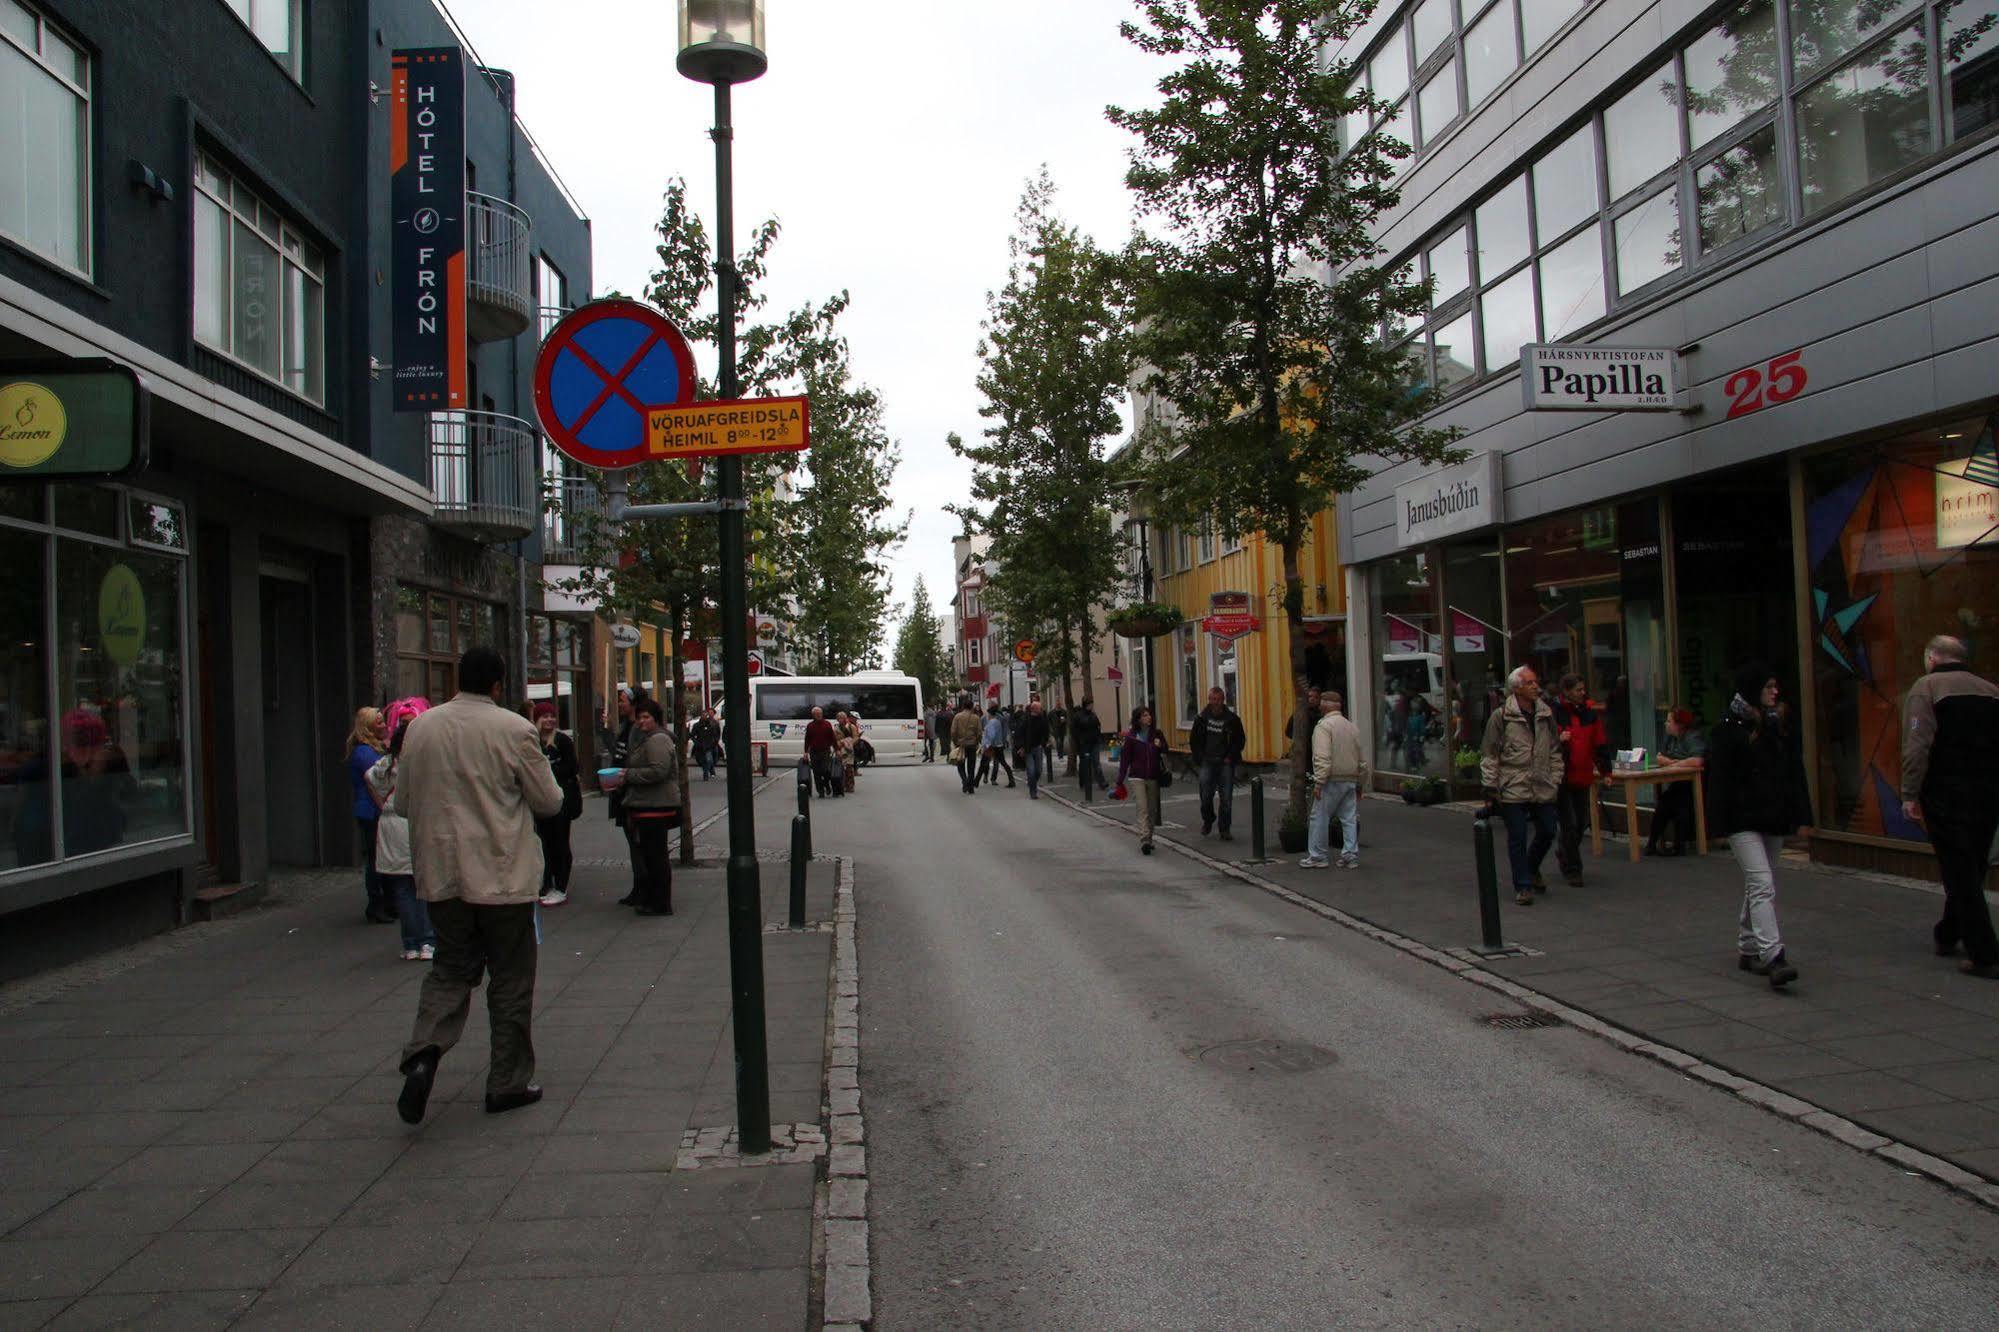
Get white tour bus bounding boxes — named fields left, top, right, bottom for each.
left=737, top=673, right=926, bottom=766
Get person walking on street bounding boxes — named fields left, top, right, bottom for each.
left=691, top=707, right=721, bottom=781
left=366, top=711, right=434, bottom=961
left=1189, top=686, right=1247, bottom=841
left=1709, top=663, right=1811, bottom=990
left=1480, top=666, right=1564, bottom=907
left=1305, top=693, right=1368, bottom=868
left=950, top=701, right=983, bottom=794
left=393, top=647, right=564, bottom=1125
left=1115, top=707, right=1169, bottom=855
left=607, top=688, right=646, bottom=907
left=1019, top=700, right=1052, bottom=798
left=1901, top=635, right=1999, bottom=979
left=1071, top=696, right=1105, bottom=802
left=981, top=704, right=1015, bottom=788
left=623, top=699, right=683, bottom=917
left=1048, top=704, right=1068, bottom=776
left=532, top=703, right=582, bottom=907
left=803, top=706, right=841, bottom=798
left=1551, top=673, right=1611, bottom=887
left=837, top=712, right=861, bottom=794
left=1645, top=709, right=1707, bottom=856
left=346, top=707, right=392, bottom=925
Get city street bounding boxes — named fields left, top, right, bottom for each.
left=845, top=761, right=1999, bottom=1329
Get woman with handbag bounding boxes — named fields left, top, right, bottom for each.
left=533, top=703, right=582, bottom=907
left=1115, top=706, right=1170, bottom=855
left=622, top=699, right=683, bottom=916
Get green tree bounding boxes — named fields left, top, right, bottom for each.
left=891, top=576, right=952, bottom=707
left=950, top=171, right=1132, bottom=721
left=1110, top=0, right=1465, bottom=820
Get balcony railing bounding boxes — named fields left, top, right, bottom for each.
left=541, top=472, right=607, bottom=563
left=427, top=410, right=537, bottom=543
left=466, top=192, right=532, bottom=342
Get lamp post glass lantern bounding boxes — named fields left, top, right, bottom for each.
left=677, top=0, right=767, bottom=84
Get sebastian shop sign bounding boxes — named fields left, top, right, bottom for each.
left=1520, top=345, right=1679, bottom=411
left=1395, top=451, right=1502, bottom=549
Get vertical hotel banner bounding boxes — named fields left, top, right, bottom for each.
left=390, top=47, right=466, bottom=412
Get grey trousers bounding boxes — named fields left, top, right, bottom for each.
left=401, top=897, right=538, bottom=1096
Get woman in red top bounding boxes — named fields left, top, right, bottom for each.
left=1115, top=707, right=1170, bottom=856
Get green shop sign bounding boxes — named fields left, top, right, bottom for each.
left=0, top=359, right=149, bottom=480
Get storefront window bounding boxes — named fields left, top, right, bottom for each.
left=1506, top=505, right=1625, bottom=698
left=527, top=612, right=584, bottom=732
left=1175, top=625, right=1200, bottom=729
left=1804, top=415, right=1998, bottom=840
left=1443, top=539, right=1505, bottom=781
left=396, top=587, right=505, bottom=703
left=1672, top=469, right=1796, bottom=730
left=1371, top=551, right=1447, bottom=778
left=0, top=525, right=52, bottom=870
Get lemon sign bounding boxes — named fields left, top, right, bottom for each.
left=98, top=564, right=145, bottom=667
left=0, top=381, right=68, bottom=469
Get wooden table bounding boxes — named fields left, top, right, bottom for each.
left=1590, top=767, right=1706, bottom=861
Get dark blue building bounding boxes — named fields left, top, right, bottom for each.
left=0, top=0, right=594, bottom=976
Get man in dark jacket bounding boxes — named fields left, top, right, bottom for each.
left=1071, top=697, right=1106, bottom=801
left=1551, top=673, right=1612, bottom=887
left=1189, top=686, right=1248, bottom=840
left=1018, top=700, right=1052, bottom=799
left=1902, top=635, right=1999, bottom=979
left=690, top=707, right=721, bottom=780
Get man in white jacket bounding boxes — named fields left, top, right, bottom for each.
left=1306, top=693, right=1369, bottom=869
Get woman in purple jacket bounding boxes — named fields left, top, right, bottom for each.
left=1116, top=706, right=1170, bottom=855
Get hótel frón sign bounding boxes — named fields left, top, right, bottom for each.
left=1520, top=345, right=1679, bottom=411
left=390, top=47, right=467, bottom=413
left=1394, top=450, right=1502, bottom=549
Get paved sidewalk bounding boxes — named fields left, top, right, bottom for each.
left=1033, top=771, right=1999, bottom=1182
left=0, top=796, right=838, bottom=1329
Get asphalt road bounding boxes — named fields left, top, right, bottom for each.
left=809, top=763, right=1999, bottom=1330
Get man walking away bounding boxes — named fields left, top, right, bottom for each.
left=1551, top=673, right=1611, bottom=887
left=1305, top=693, right=1368, bottom=868
left=1189, top=686, right=1247, bottom=840
left=1072, top=696, right=1105, bottom=802
left=1480, top=666, right=1564, bottom=906
left=394, top=647, right=564, bottom=1124
left=803, top=706, right=840, bottom=799
left=950, top=701, right=983, bottom=794
left=1019, top=699, right=1051, bottom=799
left=1902, top=635, right=1999, bottom=979
left=691, top=706, right=721, bottom=780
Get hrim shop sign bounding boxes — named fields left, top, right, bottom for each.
left=1520, top=344, right=1679, bottom=411
left=390, top=47, right=466, bottom=413
left=1395, top=450, right=1502, bottom=549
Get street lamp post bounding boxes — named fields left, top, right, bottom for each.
left=678, top=0, right=770, bottom=1156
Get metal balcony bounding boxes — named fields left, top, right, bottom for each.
left=427, top=410, right=537, bottom=543
left=541, top=472, right=608, bottom=562
left=466, top=192, right=532, bottom=342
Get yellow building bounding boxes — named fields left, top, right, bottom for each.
left=1149, top=511, right=1348, bottom=764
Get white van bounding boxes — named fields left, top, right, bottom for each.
left=737, top=673, right=926, bottom=766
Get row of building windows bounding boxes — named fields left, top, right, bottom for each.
left=1151, top=522, right=1243, bottom=577
left=1386, top=0, right=1999, bottom=397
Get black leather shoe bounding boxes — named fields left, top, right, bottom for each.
left=1961, top=960, right=1999, bottom=979
left=397, top=1048, right=440, bottom=1125
left=484, top=1085, right=543, bottom=1115
left=616, top=893, right=639, bottom=907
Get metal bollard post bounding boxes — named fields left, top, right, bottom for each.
left=789, top=815, right=809, bottom=928
left=794, top=765, right=812, bottom=859
left=1250, top=777, right=1266, bottom=861
left=1473, top=812, right=1504, bottom=951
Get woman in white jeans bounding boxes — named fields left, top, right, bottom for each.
left=1706, top=664, right=1813, bottom=989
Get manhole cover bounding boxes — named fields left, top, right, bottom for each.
left=1198, top=1038, right=1338, bottom=1073
left=1481, top=1011, right=1563, bottom=1030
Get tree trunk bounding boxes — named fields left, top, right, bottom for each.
left=669, top=601, right=695, bottom=865
left=1281, top=531, right=1312, bottom=827
left=1064, top=616, right=1082, bottom=773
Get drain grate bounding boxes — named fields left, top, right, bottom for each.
left=1481, top=1011, right=1563, bottom=1030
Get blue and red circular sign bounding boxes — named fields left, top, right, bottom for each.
left=533, top=299, right=697, bottom=470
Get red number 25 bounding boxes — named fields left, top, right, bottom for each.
left=1725, top=350, right=1808, bottom=419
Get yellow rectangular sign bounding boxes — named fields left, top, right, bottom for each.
left=646, top=396, right=810, bottom=459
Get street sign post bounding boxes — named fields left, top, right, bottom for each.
left=647, top=396, right=810, bottom=459
left=534, top=299, right=698, bottom=469
left=1013, top=638, right=1036, bottom=664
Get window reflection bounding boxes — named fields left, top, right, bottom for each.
left=1533, top=125, right=1597, bottom=242
left=1604, top=62, right=1681, bottom=198
left=1942, top=0, right=1999, bottom=139
left=1370, top=552, right=1447, bottom=778
left=1433, top=310, right=1477, bottom=388
left=1791, top=0, right=1919, bottom=77
left=1479, top=267, right=1537, bottom=369
left=1539, top=227, right=1606, bottom=337
left=1613, top=187, right=1682, bottom=293
left=1797, top=22, right=1933, bottom=214
left=1684, top=0, right=1781, bottom=149
left=1427, top=227, right=1471, bottom=305
left=1474, top=176, right=1532, bottom=278
left=1697, top=122, right=1786, bottom=250
left=1465, top=1, right=1518, bottom=105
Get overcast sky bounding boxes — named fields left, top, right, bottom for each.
left=457, top=0, right=1165, bottom=649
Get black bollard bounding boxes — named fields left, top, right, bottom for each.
left=1473, top=812, right=1503, bottom=951
left=1250, top=777, right=1266, bottom=861
left=789, top=814, right=809, bottom=928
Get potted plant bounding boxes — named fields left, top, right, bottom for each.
left=1278, top=805, right=1308, bottom=854
left=1403, top=775, right=1450, bottom=806
left=1106, top=600, right=1185, bottom=639
left=1452, top=746, right=1483, bottom=792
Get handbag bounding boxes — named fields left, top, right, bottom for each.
left=561, top=781, right=583, bottom=822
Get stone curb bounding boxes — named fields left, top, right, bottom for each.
left=815, top=854, right=871, bottom=1330
left=1042, top=789, right=1999, bottom=1213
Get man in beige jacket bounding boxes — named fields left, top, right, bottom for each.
left=394, top=647, right=565, bottom=1125
left=1306, top=693, right=1368, bottom=869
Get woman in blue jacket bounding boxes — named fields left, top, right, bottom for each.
left=345, top=707, right=392, bottom=924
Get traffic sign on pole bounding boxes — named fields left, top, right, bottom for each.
left=1013, top=638, right=1036, bottom=664
left=534, top=299, right=698, bottom=470
left=648, top=396, right=810, bottom=459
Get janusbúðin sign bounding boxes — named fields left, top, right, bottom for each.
left=1520, top=345, right=1678, bottom=411
left=1394, top=450, right=1502, bottom=549
left=390, top=47, right=466, bottom=413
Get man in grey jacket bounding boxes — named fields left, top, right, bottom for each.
left=1902, top=635, right=1999, bottom=978
left=1481, top=665, right=1565, bottom=906
left=1305, top=693, right=1368, bottom=869
left=394, top=647, right=565, bottom=1125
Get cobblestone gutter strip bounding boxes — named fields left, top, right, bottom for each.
left=818, top=853, right=871, bottom=1331
left=1044, top=790, right=1999, bottom=1214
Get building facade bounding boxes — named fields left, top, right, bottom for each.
left=0, top=0, right=595, bottom=976
left=1332, top=0, right=1998, bottom=880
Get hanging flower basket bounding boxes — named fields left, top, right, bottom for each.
left=1107, top=601, right=1185, bottom=639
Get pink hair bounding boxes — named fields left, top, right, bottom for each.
left=383, top=696, right=431, bottom=736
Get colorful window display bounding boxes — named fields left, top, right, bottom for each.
left=1804, top=415, right=1999, bottom=841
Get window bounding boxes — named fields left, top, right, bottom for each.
left=1532, top=125, right=1597, bottom=240
left=1198, top=520, right=1216, bottom=563
left=1417, top=57, right=1462, bottom=144
left=1539, top=227, right=1606, bottom=337
left=967, top=637, right=982, bottom=666
left=1369, top=551, right=1447, bottom=778
left=1612, top=186, right=1683, bottom=293
left=536, top=253, right=568, bottom=338
left=1696, top=122, right=1785, bottom=251
left=1426, top=228, right=1471, bottom=305
left=0, top=1, right=89, bottom=275
left=1210, top=635, right=1240, bottom=710
left=1412, top=0, right=1455, bottom=64
left=1942, top=0, right=1999, bottom=140
left=1175, top=625, right=1200, bottom=728
left=1683, top=0, right=1779, bottom=151
left=1519, top=0, right=1586, bottom=52
left=526, top=614, right=586, bottom=733
left=1604, top=64, right=1681, bottom=199
left=1791, top=0, right=1916, bottom=77
left=1474, top=176, right=1532, bottom=277
left=963, top=590, right=980, bottom=619
left=1464, top=1, right=1518, bottom=105
left=1795, top=22, right=1932, bottom=214
left=192, top=153, right=327, bottom=403
left=1478, top=265, right=1537, bottom=370
left=222, top=0, right=302, bottom=79
left=1432, top=309, right=1477, bottom=389
left=393, top=588, right=503, bottom=702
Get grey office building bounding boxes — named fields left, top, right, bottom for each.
left=1333, top=0, right=1996, bottom=883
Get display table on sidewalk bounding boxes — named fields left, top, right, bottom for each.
left=1592, top=767, right=1706, bottom=861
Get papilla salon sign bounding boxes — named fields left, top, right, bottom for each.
left=1520, top=345, right=1679, bottom=411
left=390, top=47, right=467, bottom=413
left=1394, top=450, right=1502, bottom=549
